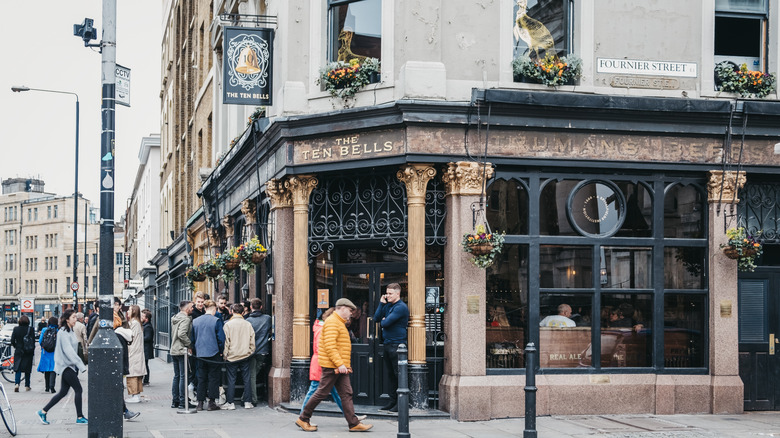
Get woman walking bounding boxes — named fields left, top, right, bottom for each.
left=37, top=316, right=58, bottom=393
left=125, top=305, right=146, bottom=403
left=10, top=315, right=35, bottom=392
left=36, top=309, right=88, bottom=425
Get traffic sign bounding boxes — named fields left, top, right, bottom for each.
left=71, top=282, right=79, bottom=292
left=20, top=298, right=34, bottom=313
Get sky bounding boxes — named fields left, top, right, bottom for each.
left=0, top=1, right=162, bottom=219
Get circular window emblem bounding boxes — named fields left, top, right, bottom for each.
left=567, top=180, right=626, bottom=237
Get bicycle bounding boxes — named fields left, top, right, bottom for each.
left=0, top=379, right=16, bottom=435
left=0, top=343, right=13, bottom=384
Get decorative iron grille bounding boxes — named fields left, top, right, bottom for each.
left=739, top=182, right=780, bottom=243
left=425, top=178, right=447, bottom=246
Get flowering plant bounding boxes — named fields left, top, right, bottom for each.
left=715, top=61, right=776, bottom=98
left=203, top=255, right=224, bottom=278
left=461, top=224, right=505, bottom=268
left=512, top=53, right=582, bottom=87
left=219, top=248, right=241, bottom=282
left=720, top=227, right=763, bottom=272
left=185, top=263, right=206, bottom=290
left=238, top=236, right=267, bottom=274
left=247, top=107, right=265, bottom=127
left=317, top=57, right=380, bottom=103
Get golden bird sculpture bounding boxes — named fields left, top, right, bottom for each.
left=513, top=0, right=556, bottom=60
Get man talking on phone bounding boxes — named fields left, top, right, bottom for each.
left=373, top=283, right=409, bottom=412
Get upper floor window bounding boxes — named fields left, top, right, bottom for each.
left=328, top=0, right=382, bottom=63
left=715, top=0, right=768, bottom=71
left=47, top=206, right=52, bottom=218
left=512, top=0, right=572, bottom=60
left=116, top=252, right=124, bottom=265
left=53, top=205, right=58, bottom=218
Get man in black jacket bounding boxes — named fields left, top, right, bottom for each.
left=245, top=298, right=272, bottom=405
left=142, top=309, right=155, bottom=385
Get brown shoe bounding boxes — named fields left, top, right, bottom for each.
left=207, top=400, right=220, bottom=411
left=296, top=418, right=318, bottom=432
left=196, top=401, right=204, bottom=411
left=349, top=422, right=373, bottom=432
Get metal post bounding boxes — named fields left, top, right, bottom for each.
left=73, top=97, right=79, bottom=311
left=84, top=202, right=87, bottom=309
left=87, top=1, right=123, bottom=436
left=524, top=342, right=537, bottom=438
left=397, top=343, right=410, bottom=438
left=178, top=349, right=196, bottom=414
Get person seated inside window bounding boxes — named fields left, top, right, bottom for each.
left=539, top=304, right=576, bottom=327
left=608, top=303, right=644, bottom=332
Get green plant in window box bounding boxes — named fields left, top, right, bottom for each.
left=512, top=53, right=582, bottom=87
left=317, top=57, right=380, bottom=105
left=720, top=227, right=763, bottom=272
left=461, top=224, right=506, bottom=269
left=715, top=61, right=776, bottom=98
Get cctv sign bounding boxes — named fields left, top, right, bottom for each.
left=116, top=64, right=131, bottom=107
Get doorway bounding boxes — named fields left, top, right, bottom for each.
left=739, top=269, right=780, bottom=410
left=335, top=264, right=408, bottom=406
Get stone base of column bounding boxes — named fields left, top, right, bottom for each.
left=409, top=363, right=429, bottom=410
left=290, top=359, right=310, bottom=404
left=268, top=366, right=290, bottom=407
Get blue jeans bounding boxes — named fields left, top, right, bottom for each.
left=172, top=355, right=186, bottom=406
left=15, top=370, right=30, bottom=387
left=300, top=380, right=343, bottom=414
left=226, top=359, right=252, bottom=404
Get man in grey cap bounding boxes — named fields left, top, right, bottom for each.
left=296, top=298, right=372, bottom=433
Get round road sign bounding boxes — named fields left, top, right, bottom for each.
left=70, top=282, right=79, bottom=291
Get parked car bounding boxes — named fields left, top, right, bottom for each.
left=0, top=323, right=17, bottom=343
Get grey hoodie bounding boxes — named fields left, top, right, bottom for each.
left=170, top=311, right=192, bottom=356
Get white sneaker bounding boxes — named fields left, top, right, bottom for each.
left=222, top=402, right=235, bottom=410
left=188, top=383, right=196, bottom=401
left=244, top=402, right=253, bottom=409
left=125, top=394, right=141, bottom=404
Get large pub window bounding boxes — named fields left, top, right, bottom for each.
left=328, top=0, right=381, bottom=63
left=486, top=172, right=708, bottom=373
left=714, top=0, right=768, bottom=72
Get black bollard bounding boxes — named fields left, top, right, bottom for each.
left=523, top=342, right=537, bottom=438
left=397, top=344, right=410, bottom=438
left=87, top=315, right=123, bottom=437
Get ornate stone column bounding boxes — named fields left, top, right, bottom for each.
left=397, top=164, right=436, bottom=409
left=439, top=161, right=494, bottom=420
left=265, top=178, right=293, bottom=406
left=707, top=170, right=745, bottom=414
left=241, top=199, right=258, bottom=236
left=222, top=215, right=235, bottom=246
left=285, top=175, right=318, bottom=403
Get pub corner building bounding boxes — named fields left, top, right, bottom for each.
left=156, top=1, right=780, bottom=421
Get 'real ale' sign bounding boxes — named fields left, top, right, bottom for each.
left=223, top=27, right=274, bottom=105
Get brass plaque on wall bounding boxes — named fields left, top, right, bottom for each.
left=610, top=75, right=680, bottom=90
left=720, top=300, right=732, bottom=317
left=467, top=296, right=480, bottom=314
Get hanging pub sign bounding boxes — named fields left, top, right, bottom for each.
left=223, top=27, right=273, bottom=105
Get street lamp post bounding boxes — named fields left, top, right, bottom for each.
left=11, top=86, right=80, bottom=311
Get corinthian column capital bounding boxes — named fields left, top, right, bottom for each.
left=442, top=161, right=494, bottom=196
left=241, top=199, right=257, bottom=225
left=397, top=164, right=436, bottom=201
left=266, top=178, right=293, bottom=210
left=708, top=170, right=746, bottom=204
left=285, top=175, right=318, bottom=210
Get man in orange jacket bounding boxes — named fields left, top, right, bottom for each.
left=296, top=298, right=373, bottom=433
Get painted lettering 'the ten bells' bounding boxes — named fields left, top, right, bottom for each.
left=301, top=136, right=394, bottom=161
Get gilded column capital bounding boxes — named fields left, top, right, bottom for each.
left=707, top=170, right=746, bottom=204
left=442, top=161, right=494, bottom=196
left=206, top=227, right=221, bottom=249
left=397, top=164, right=436, bottom=201
left=222, top=215, right=235, bottom=241
left=241, top=199, right=257, bottom=225
left=285, top=175, right=318, bottom=210
left=266, top=178, right=293, bottom=210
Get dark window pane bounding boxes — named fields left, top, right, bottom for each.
left=599, top=294, right=652, bottom=368
left=715, top=17, right=761, bottom=58
left=664, top=184, right=705, bottom=238
left=615, top=182, right=653, bottom=237
left=600, top=247, right=652, bottom=289
left=486, top=244, right=529, bottom=369
left=664, top=294, right=706, bottom=368
left=487, top=179, right=528, bottom=235
left=539, top=293, right=591, bottom=368
left=665, top=247, right=706, bottom=289
left=540, top=245, right=592, bottom=288
left=540, top=179, right=578, bottom=236
left=329, top=0, right=382, bottom=62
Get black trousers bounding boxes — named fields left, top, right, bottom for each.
left=196, top=354, right=222, bottom=401
left=43, top=367, right=83, bottom=418
left=383, top=343, right=401, bottom=403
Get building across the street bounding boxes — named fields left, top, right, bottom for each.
left=138, top=0, right=780, bottom=421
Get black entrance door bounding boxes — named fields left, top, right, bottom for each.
left=336, top=264, right=407, bottom=406
left=739, top=270, right=780, bottom=410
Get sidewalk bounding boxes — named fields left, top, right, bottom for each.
left=7, top=356, right=780, bottom=437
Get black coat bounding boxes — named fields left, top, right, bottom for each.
left=10, top=325, right=34, bottom=373
left=142, top=321, right=154, bottom=358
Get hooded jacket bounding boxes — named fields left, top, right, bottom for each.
left=170, top=311, right=192, bottom=356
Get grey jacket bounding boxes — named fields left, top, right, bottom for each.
left=54, top=328, right=83, bottom=375
left=246, top=311, right=272, bottom=355
left=170, top=311, right=192, bottom=356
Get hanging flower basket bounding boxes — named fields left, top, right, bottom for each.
left=720, top=227, right=763, bottom=272
left=192, top=272, right=207, bottom=282
left=224, top=259, right=240, bottom=270
left=204, top=265, right=221, bottom=278
left=251, top=252, right=267, bottom=264
left=237, top=236, right=268, bottom=274
left=461, top=224, right=506, bottom=269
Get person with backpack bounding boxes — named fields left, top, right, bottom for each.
left=38, top=316, right=59, bottom=393
left=10, top=314, right=35, bottom=392
left=36, top=309, right=88, bottom=425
